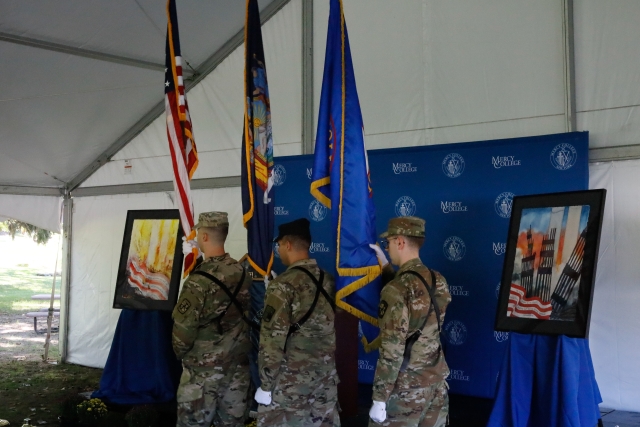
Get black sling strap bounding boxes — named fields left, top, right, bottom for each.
left=398, top=269, right=441, bottom=372
left=191, top=269, right=259, bottom=332
left=285, top=267, right=332, bottom=348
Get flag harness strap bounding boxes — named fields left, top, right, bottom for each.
left=285, top=267, right=334, bottom=348
left=190, top=269, right=259, bottom=333
left=398, top=269, right=441, bottom=372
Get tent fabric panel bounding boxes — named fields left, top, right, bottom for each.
left=82, top=0, right=302, bottom=188
left=589, top=160, right=640, bottom=412
left=66, top=187, right=246, bottom=368
left=574, top=0, right=640, bottom=149
left=0, top=0, right=278, bottom=69
left=0, top=194, right=61, bottom=233
left=313, top=0, right=566, bottom=151
left=0, top=41, right=161, bottom=186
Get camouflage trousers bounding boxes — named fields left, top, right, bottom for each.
left=369, top=381, right=448, bottom=427
left=177, top=360, right=250, bottom=427
left=257, top=371, right=340, bottom=427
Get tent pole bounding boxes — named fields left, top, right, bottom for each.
left=562, top=0, right=577, bottom=133
left=302, top=0, right=314, bottom=155
left=59, top=190, right=73, bottom=362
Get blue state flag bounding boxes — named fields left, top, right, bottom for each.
left=311, top=0, right=382, bottom=334
left=242, top=0, right=274, bottom=277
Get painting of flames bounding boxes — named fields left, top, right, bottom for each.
left=125, top=219, right=179, bottom=301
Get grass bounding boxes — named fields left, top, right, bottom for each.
left=0, top=267, right=60, bottom=314
left=0, top=361, right=103, bottom=426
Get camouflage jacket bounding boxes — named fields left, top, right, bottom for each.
left=258, top=258, right=337, bottom=391
left=172, top=253, right=252, bottom=368
left=372, top=258, right=451, bottom=402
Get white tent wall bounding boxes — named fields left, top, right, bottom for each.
left=65, top=187, right=246, bottom=368
left=314, top=0, right=568, bottom=150
left=80, top=0, right=302, bottom=188
left=589, top=160, right=640, bottom=412
left=0, top=194, right=61, bottom=233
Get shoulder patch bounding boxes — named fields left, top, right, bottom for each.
left=378, top=300, right=389, bottom=319
left=263, top=305, right=276, bottom=323
left=177, top=298, right=192, bottom=315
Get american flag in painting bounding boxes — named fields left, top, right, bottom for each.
left=165, top=0, right=198, bottom=277
left=127, top=256, right=171, bottom=300
left=507, top=284, right=552, bottom=319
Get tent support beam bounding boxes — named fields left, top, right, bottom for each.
left=66, top=0, right=292, bottom=192
left=71, top=176, right=241, bottom=197
left=0, top=31, right=171, bottom=74
left=562, top=0, right=577, bottom=132
left=589, top=145, right=640, bottom=163
left=301, top=0, right=314, bottom=155
left=59, top=191, right=73, bottom=363
left=0, top=185, right=63, bottom=196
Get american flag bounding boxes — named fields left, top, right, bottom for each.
left=507, top=284, right=552, bottom=319
left=165, top=0, right=198, bottom=277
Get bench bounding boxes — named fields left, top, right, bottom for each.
left=28, top=295, right=61, bottom=333
left=31, top=294, right=60, bottom=300
left=25, top=308, right=60, bottom=334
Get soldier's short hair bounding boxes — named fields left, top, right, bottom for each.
left=200, top=226, right=228, bottom=244
left=282, top=234, right=311, bottom=252
left=404, top=236, right=424, bottom=250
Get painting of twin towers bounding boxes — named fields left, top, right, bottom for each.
left=508, top=205, right=589, bottom=321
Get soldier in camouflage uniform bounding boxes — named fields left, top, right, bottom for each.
left=254, top=218, right=340, bottom=427
left=172, top=212, right=252, bottom=427
left=368, top=216, right=452, bottom=427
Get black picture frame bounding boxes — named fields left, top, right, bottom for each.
left=113, top=209, right=184, bottom=311
left=495, top=189, right=606, bottom=338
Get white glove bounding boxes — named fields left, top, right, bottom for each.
left=182, top=236, right=201, bottom=258
left=369, top=243, right=389, bottom=267
left=263, top=271, right=278, bottom=288
left=369, top=400, right=387, bottom=423
left=254, top=387, right=272, bottom=405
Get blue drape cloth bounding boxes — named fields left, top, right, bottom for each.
left=487, top=333, right=602, bottom=427
left=92, top=309, right=182, bottom=404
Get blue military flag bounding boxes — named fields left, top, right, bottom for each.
left=311, top=0, right=382, bottom=333
left=242, top=0, right=274, bottom=278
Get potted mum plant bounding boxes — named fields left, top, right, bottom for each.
left=76, top=398, right=108, bottom=426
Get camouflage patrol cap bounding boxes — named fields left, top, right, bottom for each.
left=380, top=216, right=425, bottom=238
left=194, top=211, right=229, bottom=229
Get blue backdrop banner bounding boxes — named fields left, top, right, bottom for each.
left=271, top=131, right=588, bottom=398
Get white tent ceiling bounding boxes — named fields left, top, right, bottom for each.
left=0, top=0, right=280, bottom=189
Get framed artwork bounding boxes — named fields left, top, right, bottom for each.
left=495, top=189, right=606, bottom=338
left=113, top=210, right=184, bottom=311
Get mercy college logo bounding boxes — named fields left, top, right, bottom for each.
left=306, top=168, right=313, bottom=179
left=495, top=282, right=501, bottom=299
left=274, top=206, right=289, bottom=216
left=395, top=196, right=416, bottom=217
left=273, top=164, right=287, bottom=186
left=392, top=162, right=417, bottom=174
left=493, top=242, right=506, bottom=255
left=274, top=243, right=280, bottom=259
left=442, top=153, right=465, bottom=178
left=308, top=200, right=327, bottom=222
left=494, top=192, right=514, bottom=218
left=443, top=236, right=466, bottom=262
left=441, top=201, right=468, bottom=214
left=494, top=331, right=510, bottom=343
left=450, top=286, right=469, bottom=297
left=550, top=143, right=577, bottom=170
left=448, top=369, right=470, bottom=382
left=358, top=359, right=375, bottom=371
left=444, top=320, right=468, bottom=346
left=492, top=155, right=521, bottom=169
left=309, top=242, right=330, bottom=253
